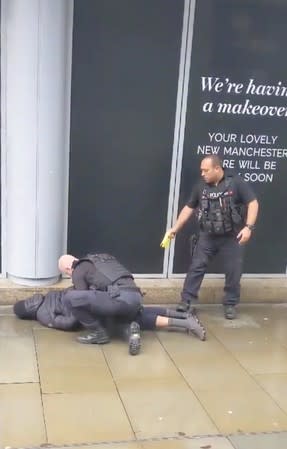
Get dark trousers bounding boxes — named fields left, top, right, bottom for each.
left=62, top=289, right=142, bottom=330
left=109, top=306, right=167, bottom=336
left=136, top=306, right=167, bottom=330
left=107, top=306, right=168, bottom=339
left=181, top=232, right=243, bottom=306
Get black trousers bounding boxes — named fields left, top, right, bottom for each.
left=181, top=232, right=243, bottom=306
left=62, top=289, right=142, bottom=330
left=136, top=306, right=167, bottom=330
left=109, top=306, right=168, bottom=339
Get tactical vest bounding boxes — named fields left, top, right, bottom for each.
left=199, top=176, right=244, bottom=235
left=77, top=253, right=135, bottom=291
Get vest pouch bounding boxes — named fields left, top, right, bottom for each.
left=201, top=199, right=209, bottom=210
left=200, top=217, right=213, bottom=233
left=211, top=208, right=225, bottom=235
left=107, top=285, right=121, bottom=298
left=213, top=219, right=225, bottom=235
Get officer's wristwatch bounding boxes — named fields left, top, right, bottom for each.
left=245, top=224, right=255, bottom=231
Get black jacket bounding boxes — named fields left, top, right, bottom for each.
left=36, top=290, right=78, bottom=330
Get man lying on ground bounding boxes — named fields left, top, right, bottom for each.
left=13, top=291, right=206, bottom=355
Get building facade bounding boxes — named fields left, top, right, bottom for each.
left=1, top=0, right=287, bottom=285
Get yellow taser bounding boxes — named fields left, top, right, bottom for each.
left=160, top=233, right=171, bottom=249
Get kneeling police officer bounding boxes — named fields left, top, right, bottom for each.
left=58, top=253, right=206, bottom=348
left=58, top=253, right=143, bottom=352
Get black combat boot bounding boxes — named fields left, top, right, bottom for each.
left=176, top=301, right=197, bottom=315
left=176, top=300, right=190, bottom=313
left=224, top=305, right=237, bottom=320
left=111, top=321, right=141, bottom=356
left=128, top=321, right=141, bottom=356
left=77, top=326, right=110, bottom=344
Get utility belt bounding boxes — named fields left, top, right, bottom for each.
left=107, top=285, right=143, bottom=314
left=107, top=284, right=143, bottom=298
left=200, top=216, right=233, bottom=235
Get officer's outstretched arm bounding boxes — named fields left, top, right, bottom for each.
left=168, top=205, right=194, bottom=238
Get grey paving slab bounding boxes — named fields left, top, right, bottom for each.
left=229, top=432, right=287, bottom=449
left=15, top=437, right=236, bottom=449
left=3, top=304, right=287, bottom=448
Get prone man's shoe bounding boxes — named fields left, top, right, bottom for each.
left=224, top=305, right=237, bottom=320
left=186, top=314, right=206, bottom=341
left=77, top=328, right=110, bottom=344
left=128, top=321, right=141, bottom=356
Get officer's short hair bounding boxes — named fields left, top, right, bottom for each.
left=203, top=155, right=223, bottom=168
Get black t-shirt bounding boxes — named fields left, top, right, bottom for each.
left=186, top=173, right=257, bottom=209
left=71, top=261, right=96, bottom=290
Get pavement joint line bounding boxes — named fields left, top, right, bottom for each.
left=6, top=429, right=287, bottom=449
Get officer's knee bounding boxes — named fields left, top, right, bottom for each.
left=190, top=257, right=209, bottom=272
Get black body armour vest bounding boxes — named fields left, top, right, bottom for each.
left=78, top=253, right=136, bottom=291
left=199, top=177, right=244, bottom=236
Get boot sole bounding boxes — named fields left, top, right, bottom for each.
left=77, top=336, right=110, bottom=344
left=187, top=328, right=206, bottom=341
left=129, top=334, right=141, bottom=355
left=187, top=314, right=206, bottom=341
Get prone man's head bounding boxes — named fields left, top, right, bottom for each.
left=58, top=254, right=79, bottom=277
left=14, top=294, right=44, bottom=320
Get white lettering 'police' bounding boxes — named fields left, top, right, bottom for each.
left=209, top=192, right=223, bottom=199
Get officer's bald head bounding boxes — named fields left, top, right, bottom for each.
left=58, top=254, right=78, bottom=276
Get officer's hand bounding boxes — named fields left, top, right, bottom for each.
left=160, top=229, right=176, bottom=248
left=237, top=226, right=252, bottom=245
left=166, top=228, right=177, bottom=239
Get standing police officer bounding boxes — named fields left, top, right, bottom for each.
left=166, top=155, right=259, bottom=319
